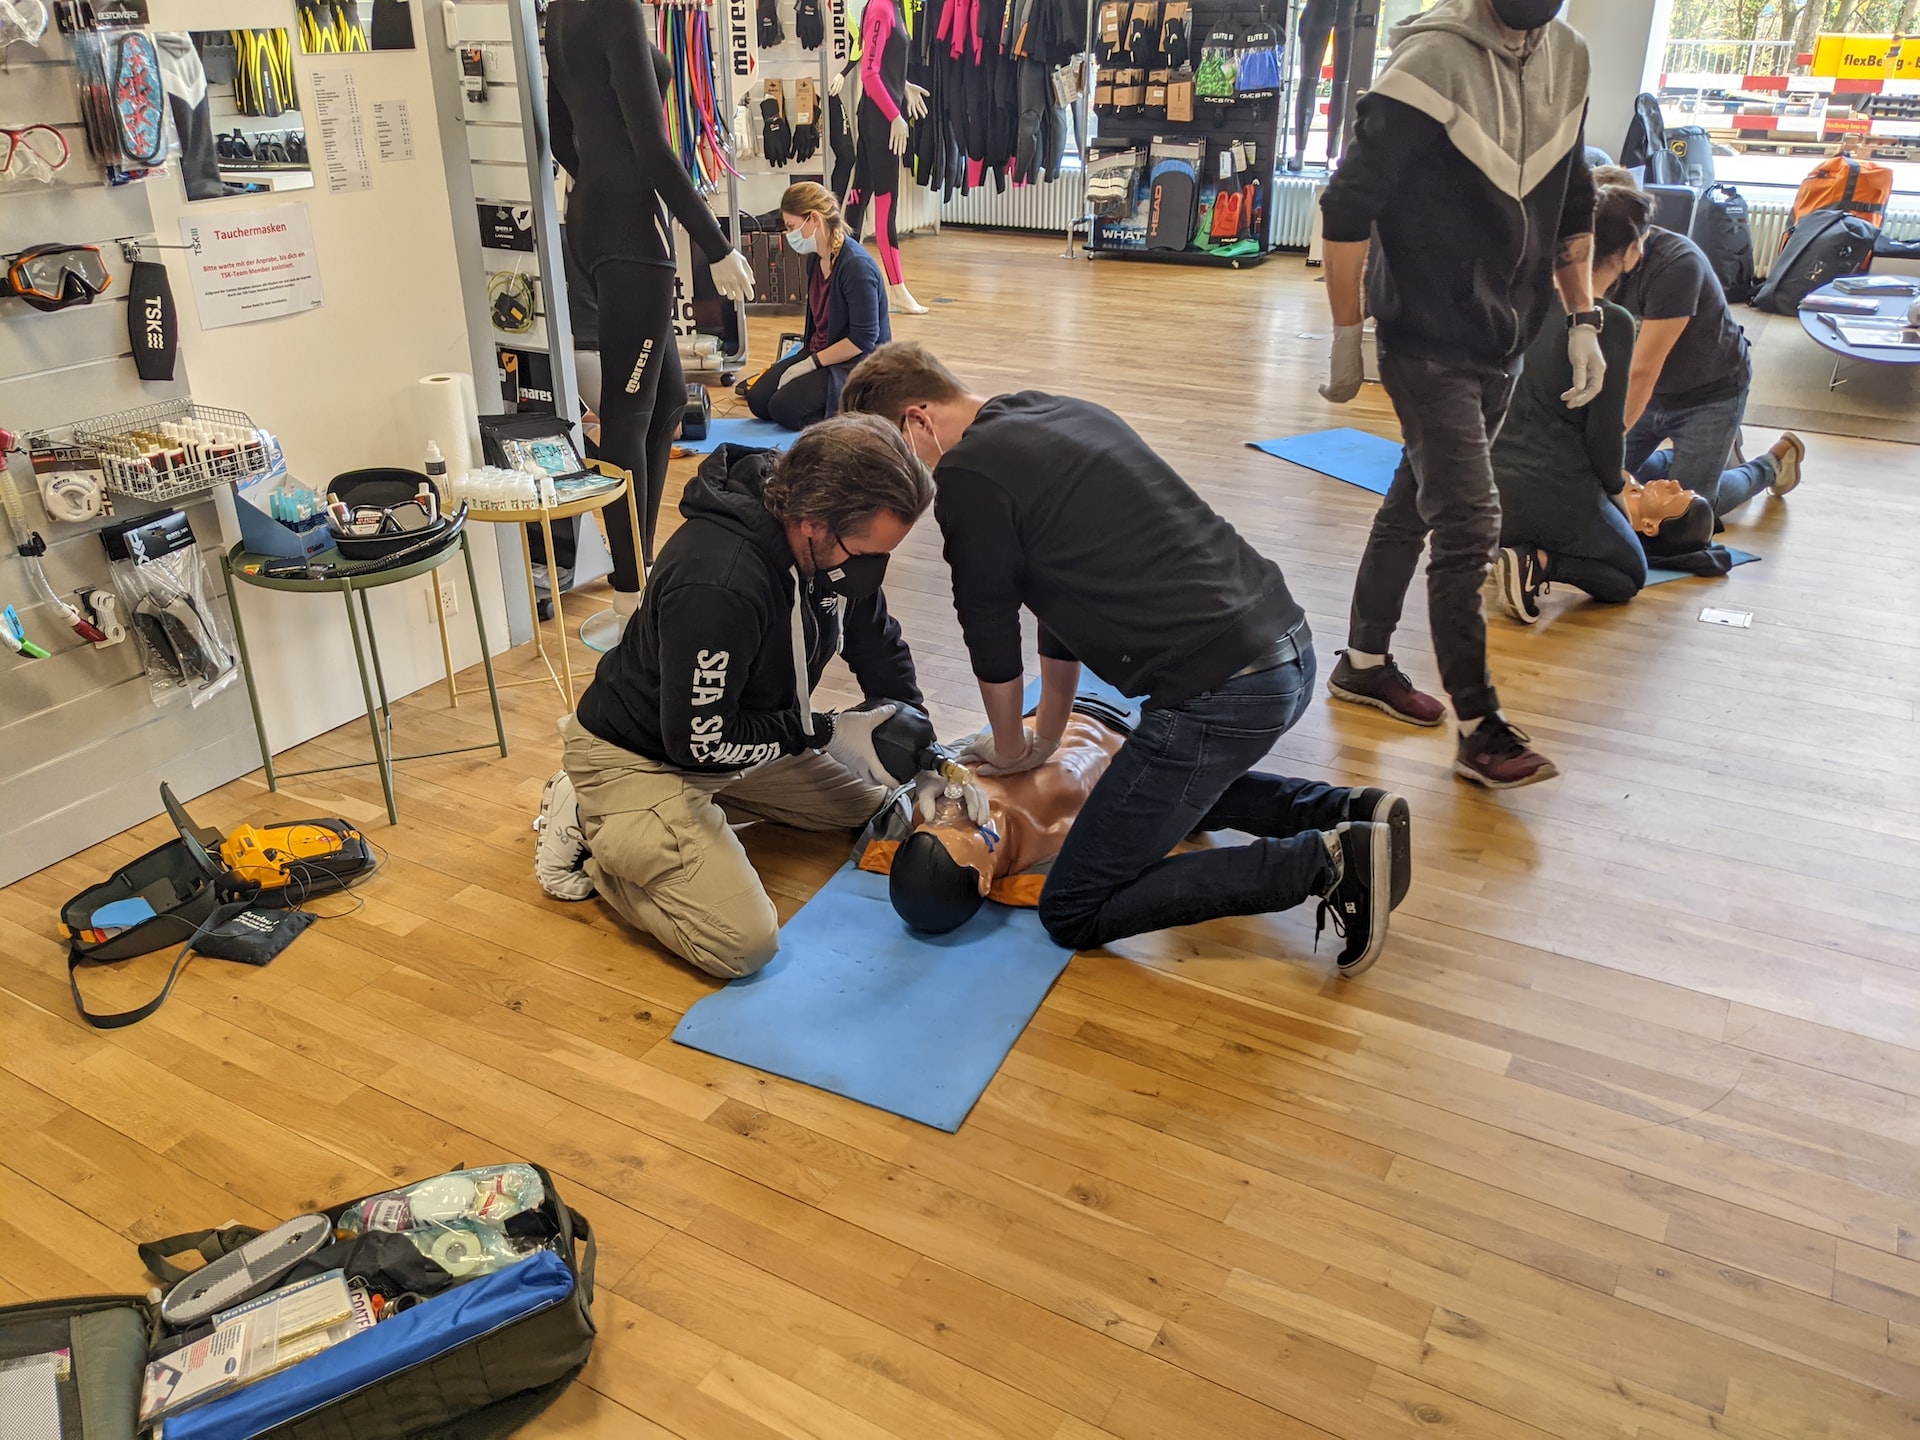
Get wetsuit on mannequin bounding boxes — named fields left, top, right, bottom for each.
left=840, top=0, right=927, bottom=314
left=547, top=0, right=755, bottom=611
left=1289, top=0, right=1358, bottom=171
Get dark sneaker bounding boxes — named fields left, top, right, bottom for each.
left=1344, top=787, right=1410, bottom=909
left=1315, top=821, right=1389, bottom=976
left=1327, top=651, right=1446, bottom=728
left=1454, top=717, right=1559, bottom=790
left=1494, top=546, right=1546, bottom=625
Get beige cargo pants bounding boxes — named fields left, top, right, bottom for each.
left=561, top=716, right=890, bottom=978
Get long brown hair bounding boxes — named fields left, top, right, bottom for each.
left=780, top=181, right=847, bottom=261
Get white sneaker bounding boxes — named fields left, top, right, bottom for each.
left=1769, top=433, right=1805, bottom=497
left=534, top=769, right=595, bottom=900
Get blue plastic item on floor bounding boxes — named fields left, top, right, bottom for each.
left=1249, top=427, right=1403, bottom=495
left=675, top=416, right=798, bottom=455
left=1645, top=547, right=1760, bottom=585
left=672, top=862, right=1071, bottom=1131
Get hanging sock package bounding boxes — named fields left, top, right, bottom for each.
left=99, top=508, right=240, bottom=708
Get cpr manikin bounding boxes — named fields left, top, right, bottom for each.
left=861, top=706, right=1130, bottom=933
left=1289, top=0, right=1357, bottom=172
left=828, top=0, right=926, bottom=315
left=546, top=0, right=756, bottom=613
left=1621, top=477, right=1714, bottom=554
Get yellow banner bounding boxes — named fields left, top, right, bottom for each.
left=1811, top=33, right=1919, bottom=81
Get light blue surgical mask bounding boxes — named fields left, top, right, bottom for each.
left=786, top=227, right=817, bottom=255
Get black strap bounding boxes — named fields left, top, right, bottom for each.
left=567, top=1206, right=596, bottom=1305
left=138, top=1225, right=264, bottom=1287
left=1839, top=153, right=1860, bottom=211
left=69, top=900, right=251, bottom=1029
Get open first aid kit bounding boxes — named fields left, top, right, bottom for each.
left=61, top=783, right=377, bottom=1029
left=0, top=1162, right=596, bottom=1440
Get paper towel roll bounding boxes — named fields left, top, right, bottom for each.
left=413, top=372, right=481, bottom=482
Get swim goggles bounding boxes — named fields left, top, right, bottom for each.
left=6, top=244, right=113, bottom=313
left=0, top=0, right=49, bottom=49
left=0, top=124, right=70, bottom=184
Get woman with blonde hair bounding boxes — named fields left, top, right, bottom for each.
left=747, top=181, right=892, bottom=431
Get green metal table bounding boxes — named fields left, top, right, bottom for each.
left=222, top=533, right=508, bottom=825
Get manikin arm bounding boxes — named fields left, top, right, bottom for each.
left=604, top=1, right=732, bottom=263
left=547, top=20, right=581, bottom=178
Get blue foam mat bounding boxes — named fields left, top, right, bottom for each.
left=1645, top=547, right=1760, bottom=586
left=1249, top=428, right=1403, bottom=495
left=676, top=416, right=798, bottom=455
left=672, top=863, right=1070, bottom=1131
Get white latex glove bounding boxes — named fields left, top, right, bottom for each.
left=777, top=353, right=819, bottom=389
left=828, top=70, right=846, bottom=97
left=905, top=82, right=929, bottom=121
left=915, top=771, right=992, bottom=827
left=733, top=104, right=755, bottom=157
left=711, top=249, right=756, bottom=302
left=1563, top=324, right=1606, bottom=407
left=824, top=703, right=898, bottom=788
left=958, top=727, right=1056, bottom=778
left=1318, top=323, right=1365, bottom=404
left=889, top=114, right=910, bottom=156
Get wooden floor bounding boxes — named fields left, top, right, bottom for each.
left=5, top=232, right=1919, bottom=1440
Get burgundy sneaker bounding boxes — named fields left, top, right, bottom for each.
left=1455, top=716, right=1558, bottom=790
left=1327, top=651, right=1446, bottom=728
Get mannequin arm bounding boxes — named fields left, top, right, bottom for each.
left=548, top=51, right=581, bottom=177
left=605, top=7, right=732, bottom=263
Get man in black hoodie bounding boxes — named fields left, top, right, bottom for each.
left=1317, top=0, right=1597, bottom=790
left=545, top=416, right=933, bottom=978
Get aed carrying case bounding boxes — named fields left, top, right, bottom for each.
left=61, top=783, right=376, bottom=1028
left=0, top=1163, right=595, bottom=1440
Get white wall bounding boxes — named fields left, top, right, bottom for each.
left=1567, top=0, right=1674, bottom=162
left=149, top=0, right=513, bottom=754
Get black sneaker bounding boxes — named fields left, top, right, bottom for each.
left=1344, top=787, right=1410, bottom=909
left=1315, top=821, right=1389, bottom=977
left=1494, top=546, right=1547, bottom=625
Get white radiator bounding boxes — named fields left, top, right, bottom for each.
left=1269, top=175, right=1322, bottom=250
left=1745, top=201, right=1920, bottom=275
left=940, top=178, right=1085, bottom=233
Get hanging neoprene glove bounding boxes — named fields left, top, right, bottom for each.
left=795, top=0, right=824, bottom=50
left=1126, top=3, right=1158, bottom=68
left=1160, top=3, right=1190, bottom=69
left=792, top=114, right=818, bottom=161
left=761, top=97, right=792, bottom=167
left=757, top=0, right=784, bottom=48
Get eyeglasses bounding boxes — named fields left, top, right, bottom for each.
left=0, top=125, right=70, bottom=184
left=6, top=244, right=112, bottom=313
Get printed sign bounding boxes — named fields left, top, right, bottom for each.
left=1811, top=34, right=1918, bottom=81
left=478, top=203, right=536, bottom=252
left=177, top=204, right=324, bottom=330
left=728, top=0, right=756, bottom=79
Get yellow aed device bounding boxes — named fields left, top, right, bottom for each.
left=219, top=822, right=356, bottom=888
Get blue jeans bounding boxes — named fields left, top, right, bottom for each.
left=1038, top=632, right=1346, bottom=952
left=1625, top=387, right=1777, bottom=519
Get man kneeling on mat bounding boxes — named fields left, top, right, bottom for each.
left=842, top=343, right=1410, bottom=976
left=535, top=415, right=935, bottom=978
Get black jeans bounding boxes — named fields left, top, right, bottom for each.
left=1038, top=632, right=1345, bottom=952
left=1349, top=349, right=1517, bottom=723
left=746, top=348, right=835, bottom=431
left=1541, top=499, right=1647, bottom=604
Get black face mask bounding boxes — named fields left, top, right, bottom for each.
left=810, top=536, right=890, bottom=600
left=1491, top=0, right=1561, bottom=29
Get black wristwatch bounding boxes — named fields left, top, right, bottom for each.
left=1567, top=307, right=1605, bottom=333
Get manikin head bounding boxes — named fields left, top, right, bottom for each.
left=1591, top=185, right=1654, bottom=295
left=841, top=342, right=981, bottom=471
left=780, top=181, right=845, bottom=259
left=761, top=414, right=933, bottom=598
left=890, top=829, right=988, bottom=934
left=1623, top=478, right=1716, bottom=553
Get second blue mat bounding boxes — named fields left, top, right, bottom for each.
left=671, top=863, right=1071, bottom=1132
left=676, top=416, right=798, bottom=455
left=1249, top=428, right=1403, bottom=495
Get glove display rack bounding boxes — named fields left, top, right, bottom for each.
left=1084, top=0, right=1297, bottom=267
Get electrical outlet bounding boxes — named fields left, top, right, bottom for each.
left=426, top=576, right=459, bottom=622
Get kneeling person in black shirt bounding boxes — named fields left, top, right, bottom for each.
left=544, top=415, right=933, bottom=979
left=842, top=343, right=1409, bottom=976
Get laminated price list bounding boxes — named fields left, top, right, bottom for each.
left=311, top=69, right=372, bottom=194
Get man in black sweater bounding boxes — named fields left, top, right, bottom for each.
left=843, top=343, right=1408, bottom=976
left=1317, top=0, right=1597, bottom=790
left=541, top=417, right=934, bottom=978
